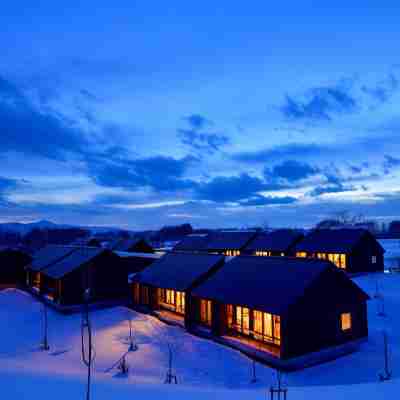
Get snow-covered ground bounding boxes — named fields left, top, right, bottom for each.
left=1, top=240, right=399, bottom=399
left=380, top=238, right=400, bottom=268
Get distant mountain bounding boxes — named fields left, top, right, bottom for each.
left=0, top=220, right=128, bottom=235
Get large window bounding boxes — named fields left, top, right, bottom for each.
left=255, top=251, right=271, bottom=256
left=225, top=250, right=241, bottom=257
left=340, top=313, right=352, bottom=331
left=158, top=288, right=186, bottom=314
left=200, top=299, right=212, bottom=326
left=229, top=305, right=281, bottom=346
left=316, top=253, right=346, bottom=269
left=296, top=252, right=307, bottom=258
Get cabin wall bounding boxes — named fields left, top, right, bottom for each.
left=284, top=269, right=368, bottom=359
left=0, top=251, right=31, bottom=285
left=349, top=235, right=384, bottom=273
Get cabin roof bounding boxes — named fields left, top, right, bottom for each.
left=28, top=245, right=77, bottom=272
left=132, top=252, right=224, bottom=291
left=205, top=231, right=257, bottom=251
left=42, top=247, right=105, bottom=279
left=172, top=235, right=209, bottom=252
left=192, top=256, right=343, bottom=315
left=245, top=229, right=304, bottom=252
left=111, top=238, right=151, bottom=252
left=114, top=251, right=163, bottom=259
left=294, top=228, right=382, bottom=253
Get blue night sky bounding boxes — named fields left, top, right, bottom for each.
left=1, top=2, right=400, bottom=229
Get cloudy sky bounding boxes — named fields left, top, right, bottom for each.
left=1, top=1, right=400, bottom=229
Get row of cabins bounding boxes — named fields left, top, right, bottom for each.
left=131, top=252, right=369, bottom=370
left=173, top=228, right=385, bottom=274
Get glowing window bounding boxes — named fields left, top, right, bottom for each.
left=296, top=252, right=307, bottom=258
left=372, top=256, right=377, bottom=264
left=341, top=313, right=352, bottom=331
left=200, top=299, right=212, bottom=326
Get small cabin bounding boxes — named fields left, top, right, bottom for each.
left=131, top=253, right=225, bottom=325
left=172, top=235, right=210, bottom=253
left=0, top=248, right=32, bottom=286
left=204, top=231, right=258, bottom=256
left=26, top=245, right=127, bottom=307
left=112, top=238, right=154, bottom=253
left=243, top=229, right=304, bottom=257
left=25, top=245, right=77, bottom=293
left=190, top=256, right=369, bottom=370
left=294, top=229, right=384, bottom=273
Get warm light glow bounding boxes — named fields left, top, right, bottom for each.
left=229, top=305, right=281, bottom=346
left=341, top=312, right=352, bottom=331
left=200, top=299, right=212, bottom=326
left=225, top=250, right=241, bottom=256
left=255, top=251, right=271, bottom=256
left=316, top=253, right=346, bottom=269
left=296, top=252, right=307, bottom=258
left=158, top=288, right=185, bottom=314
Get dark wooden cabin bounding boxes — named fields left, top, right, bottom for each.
left=294, top=229, right=384, bottom=273
left=112, top=238, right=154, bottom=253
left=243, top=229, right=304, bottom=257
left=38, top=247, right=126, bottom=306
left=204, top=231, right=258, bottom=256
left=0, top=248, right=32, bottom=286
left=25, top=245, right=77, bottom=293
left=172, top=235, right=210, bottom=253
left=190, top=256, right=369, bottom=370
left=131, top=253, right=225, bottom=323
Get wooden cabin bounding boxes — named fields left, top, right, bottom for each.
left=25, top=245, right=77, bottom=293
left=112, top=238, right=154, bottom=253
left=294, top=229, right=384, bottom=273
left=189, top=256, right=369, bottom=370
left=204, top=231, right=258, bottom=256
left=38, top=247, right=126, bottom=306
left=26, top=245, right=127, bottom=307
left=172, top=235, right=210, bottom=253
left=243, top=229, right=304, bottom=257
left=131, top=253, right=225, bottom=324
left=0, top=248, right=32, bottom=286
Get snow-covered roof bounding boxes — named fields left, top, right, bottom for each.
left=114, top=251, right=163, bottom=259
left=244, top=229, right=304, bottom=252
left=28, top=245, right=77, bottom=272
left=132, top=252, right=225, bottom=291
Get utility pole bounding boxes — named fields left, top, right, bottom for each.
left=379, top=330, right=392, bottom=381
left=41, top=303, right=49, bottom=351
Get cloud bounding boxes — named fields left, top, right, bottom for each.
left=281, top=86, right=357, bottom=121
left=184, top=114, right=211, bottom=130
left=89, top=155, right=198, bottom=192
left=265, top=160, right=320, bottom=182
left=0, top=76, right=90, bottom=161
left=239, top=195, right=297, bottom=207
left=361, top=74, right=399, bottom=103
left=309, top=183, right=355, bottom=197
left=178, top=113, right=230, bottom=154
left=383, top=155, right=400, bottom=173
left=233, top=143, right=326, bottom=164
left=194, top=173, right=267, bottom=203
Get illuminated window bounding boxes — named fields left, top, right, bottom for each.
left=372, top=256, right=377, bottom=264
left=296, top=252, right=307, bottom=258
left=280, top=253, right=285, bottom=257
left=159, top=289, right=185, bottom=314
left=33, top=272, right=41, bottom=288
left=341, top=313, right=352, bottom=331
left=230, top=306, right=281, bottom=346
left=200, top=299, right=212, bottom=326
left=226, top=304, right=233, bottom=328
left=133, top=283, right=140, bottom=304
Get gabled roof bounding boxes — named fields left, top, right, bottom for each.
left=205, top=231, right=258, bottom=251
left=132, top=253, right=224, bottom=291
left=295, top=229, right=384, bottom=253
left=245, top=229, right=304, bottom=252
left=111, top=238, right=153, bottom=252
left=28, top=245, right=77, bottom=272
left=172, top=235, right=209, bottom=252
left=42, top=247, right=105, bottom=279
left=192, top=256, right=345, bottom=315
